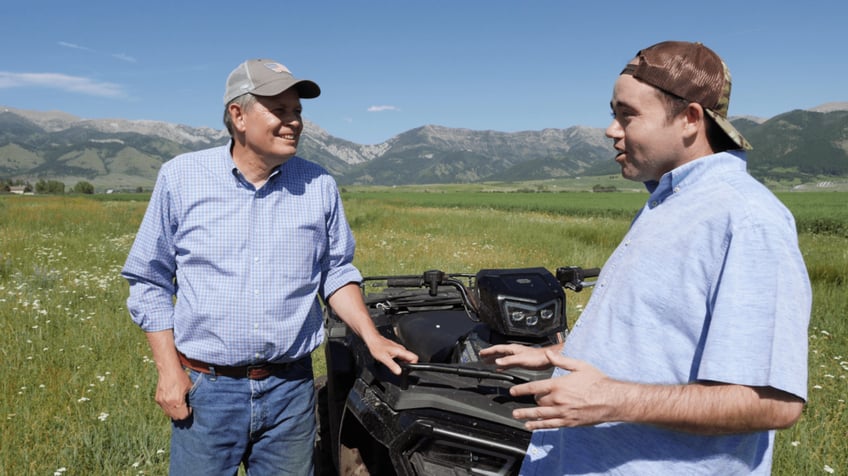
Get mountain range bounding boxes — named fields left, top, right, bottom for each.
left=1, top=103, right=847, bottom=190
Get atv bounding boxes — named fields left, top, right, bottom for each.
left=315, top=266, right=598, bottom=475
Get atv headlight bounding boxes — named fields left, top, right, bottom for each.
left=503, top=298, right=561, bottom=335
left=476, top=268, right=565, bottom=338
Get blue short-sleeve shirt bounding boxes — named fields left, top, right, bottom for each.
left=521, top=151, right=811, bottom=475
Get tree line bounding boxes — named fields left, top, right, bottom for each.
left=1, top=178, right=95, bottom=194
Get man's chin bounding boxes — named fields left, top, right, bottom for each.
left=620, top=168, right=643, bottom=183
left=274, top=145, right=298, bottom=158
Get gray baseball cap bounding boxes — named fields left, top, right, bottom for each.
left=223, top=59, right=320, bottom=104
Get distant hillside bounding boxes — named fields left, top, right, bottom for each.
left=745, top=110, right=848, bottom=180
left=1, top=103, right=846, bottom=190
left=0, top=108, right=228, bottom=190
left=337, top=125, right=612, bottom=185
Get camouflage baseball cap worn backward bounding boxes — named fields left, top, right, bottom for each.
left=621, top=41, right=752, bottom=150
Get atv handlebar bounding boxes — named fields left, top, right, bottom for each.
left=555, top=266, right=600, bottom=292
left=385, top=277, right=425, bottom=288
left=383, top=266, right=600, bottom=294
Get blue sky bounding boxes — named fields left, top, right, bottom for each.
left=1, top=1, right=845, bottom=145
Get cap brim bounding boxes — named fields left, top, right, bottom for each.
left=705, top=109, right=752, bottom=150
left=251, top=78, right=321, bottom=99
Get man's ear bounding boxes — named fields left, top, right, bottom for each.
left=228, top=103, right=246, bottom=132
left=682, top=102, right=705, bottom=140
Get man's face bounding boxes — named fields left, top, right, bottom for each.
left=605, top=71, right=687, bottom=183
left=240, top=88, right=303, bottom=166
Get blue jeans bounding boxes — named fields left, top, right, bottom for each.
left=170, top=357, right=315, bottom=476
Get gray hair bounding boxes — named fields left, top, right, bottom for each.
left=222, top=94, right=258, bottom=136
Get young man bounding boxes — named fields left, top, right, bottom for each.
left=122, top=59, right=417, bottom=475
left=481, top=41, right=811, bottom=475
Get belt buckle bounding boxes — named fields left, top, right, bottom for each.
left=246, top=364, right=270, bottom=380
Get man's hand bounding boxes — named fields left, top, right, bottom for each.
left=328, top=283, right=418, bottom=375
left=509, top=350, right=614, bottom=430
left=479, top=342, right=563, bottom=371
left=155, top=365, right=193, bottom=421
left=363, top=335, right=419, bottom=375
left=145, top=330, right=193, bottom=421
left=506, top=350, right=806, bottom=434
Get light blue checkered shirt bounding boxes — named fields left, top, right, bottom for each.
left=520, top=151, right=811, bottom=475
left=122, top=143, right=362, bottom=366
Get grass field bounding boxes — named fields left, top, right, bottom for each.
left=1, top=190, right=845, bottom=475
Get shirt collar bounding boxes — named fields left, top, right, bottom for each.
left=645, top=150, right=747, bottom=193
left=225, top=140, right=284, bottom=188
left=643, top=150, right=747, bottom=206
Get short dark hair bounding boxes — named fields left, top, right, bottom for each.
left=655, top=88, right=689, bottom=122
left=655, top=88, right=737, bottom=152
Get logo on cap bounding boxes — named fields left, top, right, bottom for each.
left=263, top=62, right=289, bottom=74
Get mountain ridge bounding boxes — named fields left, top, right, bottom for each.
left=1, top=103, right=847, bottom=190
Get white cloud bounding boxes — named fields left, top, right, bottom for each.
left=59, top=41, right=137, bottom=63
left=58, top=41, right=93, bottom=52
left=367, top=105, right=400, bottom=112
left=0, top=72, right=127, bottom=98
left=111, top=53, right=137, bottom=63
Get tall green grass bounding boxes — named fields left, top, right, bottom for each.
left=1, top=196, right=164, bottom=474
left=1, top=191, right=845, bottom=475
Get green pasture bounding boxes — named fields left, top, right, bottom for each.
left=0, top=190, right=845, bottom=475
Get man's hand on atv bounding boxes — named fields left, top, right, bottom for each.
left=365, top=335, right=418, bottom=375
left=479, top=342, right=563, bottom=371
left=326, top=283, right=418, bottom=375
left=509, top=350, right=615, bottom=430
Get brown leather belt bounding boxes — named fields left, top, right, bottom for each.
left=178, top=351, right=297, bottom=380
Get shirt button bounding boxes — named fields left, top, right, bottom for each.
left=254, top=257, right=260, bottom=263
left=673, top=186, right=681, bottom=193
left=254, top=290, right=260, bottom=296
left=650, top=200, right=659, bottom=208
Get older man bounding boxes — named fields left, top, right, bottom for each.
left=123, top=59, right=417, bottom=475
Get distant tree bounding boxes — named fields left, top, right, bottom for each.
left=73, top=181, right=95, bottom=194
left=35, top=179, right=65, bottom=194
